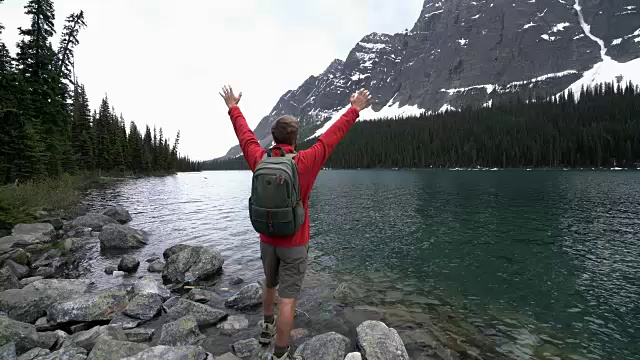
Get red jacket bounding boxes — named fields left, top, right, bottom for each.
left=228, top=105, right=361, bottom=247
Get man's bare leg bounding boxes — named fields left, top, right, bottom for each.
left=263, top=285, right=277, bottom=317
left=274, top=297, right=296, bottom=351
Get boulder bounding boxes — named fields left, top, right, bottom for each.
left=68, top=214, right=117, bottom=232
left=118, top=256, right=140, bottom=273
left=131, top=276, right=171, bottom=301
left=144, top=257, right=159, bottom=263
left=5, top=260, right=29, bottom=279
left=112, top=271, right=125, bottom=277
left=69, top=324, right=92, bottom=334
left=18, top=277, right=42, bottom=287
left=12, top=223, right=55, bottom=243
left=62, top=326, right=126, bottom=352
left=162, top=297, right=179, bottom=311
left=49, top=330, right=69, bottom=351
left=344, top=353, right=362, bottom=360
left=108, top=313, right=142, bottom=330
left=231, top=338, right=259, bottom=357
left=0, top=249, right=31, bottom=267
left=216, top=315, right=249, bottom=331
left=31, top=250, right=62, bottom=269
left=229, top=276, right=244, bottom=285
left=17, top=347, right=50, bottom=360
left=32, top=346, right=87, bottom=360
left=216, top=353, right=241, bottom=360
left=103, top=266, right=116, bottom=275
left=66, top=204, right=88, bottom=219
left=356, top=321, right=409, bottom=360
left=0, top=342, right=16, bottom=360
left=185, top=289, right=220, bottom=303
left=122, top=293, right=162, bottom=320
left=47, top=287, right=129, bottom=324
left=101, top=206, right=132, bottom=224
left=224, top=283, right=262, bottom=310
left=0, top=279, right=90, bottom=323
left=0, top=316, right=57, bottom=355
left=158, top=316, right=204, bottom=346
left=86, top=339, right=148, bottom=360
left=146, top=260, right=164, bottom=273
left=65, top=227, right=92, bottom=239
left=162, top=246, right=223, bottom=284
left=34, top=267, right=55, bottom=278
left=162, top=244, right=192, bottom=261
left=0, top=267, right=21, bottom=291
left=41, top=218, right=64, bottom=231
left=98, top=224, right=147, bottom=250
left=164, top=299, right=227, bottom=327
left=119, top=345, right=208, bottom=360
left=35, top=317, right=57, bottom=332
left=294, top=332, right=350, bottom=360
left=123, top=328, right=154, bottom=343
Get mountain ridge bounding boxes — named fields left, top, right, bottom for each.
left=222, top=0, right=640, bottom=159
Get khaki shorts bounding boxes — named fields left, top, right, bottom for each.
left=260, top=242, right=309, bottom=299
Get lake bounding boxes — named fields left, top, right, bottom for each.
left=83, top=170, right=640, bottom=359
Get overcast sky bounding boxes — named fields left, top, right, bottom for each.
left=1, top=0, right=423, bottom=160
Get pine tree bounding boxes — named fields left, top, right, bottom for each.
left=71, top=83, right=93, bottom=170
left=142, top=126, right=153, bottom=173
left=94, top=97, right=111, bottom=171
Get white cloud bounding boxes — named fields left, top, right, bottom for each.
left=0, top=0, right=423, bottom=160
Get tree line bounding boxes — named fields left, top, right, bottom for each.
left=0, top=0, right=198, bottom=185
left=203, top=81, right=640, bottom=170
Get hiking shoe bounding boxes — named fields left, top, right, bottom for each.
left=271, top=348, right=304, bottom=360
left=258, top=317, right=276, bottom=345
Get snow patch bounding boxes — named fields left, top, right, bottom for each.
left=616, top=10, right=637, bottom=15
left=612, top=38, right=622, bottom=45
left=358, top=42, right=387, bottom=50
left=560, top=57, right=640, bottom=99
left=624, top=5, right=636, bottom=10
left=574, top=0, right=609, bottom=61
left=507, top=70, right=578, bottom=88
left=523, top=22, right=536, bottom=29
left=574, top=34, right=585, bottom=39
left=439, top=104, right=459, bottom=113
left=351, top=73, right=371, bottom=81
left=483, top=99, right=493, bottom=108
left=472, top=14, right=481, bottom=19
left=635, top=37, right=640, bottom=42
left=441, top=84, right=495, bottom=95
left=425, top=10, right=444, bottom=18
left=551, top=22, right=571, bottom=32
left=457, top=39, right=469, bottom=46
left=538, top=9, right=547, bottom=17
left=541, top=34, right=559, bottom=41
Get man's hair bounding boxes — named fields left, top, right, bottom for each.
left=271, top=115, right=299, bottom=146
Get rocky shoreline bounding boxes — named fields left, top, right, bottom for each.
left=0, top=206, right=497, bottom=360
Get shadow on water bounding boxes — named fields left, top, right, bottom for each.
left=80, top=170, right=640, bottom=359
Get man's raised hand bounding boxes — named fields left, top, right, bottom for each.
left=219, top=85, right=242, bottom=109
left=350, top=88, right=372, bottom=111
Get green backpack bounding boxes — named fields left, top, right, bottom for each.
left=249, top=146, right=305, bottom=237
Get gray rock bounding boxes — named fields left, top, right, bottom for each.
left=123, top=293, right=162, bottom=320
left=86, top=339, right=148, bottom=360
left=356, top=320, right=409, bottom=360
left=17, top=347, right=50, bottom=360
left=118, top=256, right=140, bottom=273
left=12, top=223, right=55, bottom=242
left=63, top=326, right=126, bottom=352
left=5, top=260, right=29, bottom=279
left=231, top=338, right=259, bottom=357
left=50, top=330, right=69, bottom=351
left=344, top=353, right=362, bottom=360
left=34, top=267, right=55, bottom=278
left=33, top=346, right=87, bottom=360
left=69, top=214, right=117, bottom=232
left=123, top=328, right=154, bottom=343
left=67, top=204, right=88, bottom=219
left=216, top=315, right=249, bottom=331
left=98, top=224, right=147, bottom=250
left=131, top=276, right=171, bottom=301
left=31, top=250, right=62, bottom=269
left=144, top=257, right=159, bottom=263
left=162, top=244, right=193, bottom=261
left=47, top=287, right=129, bottom=324
left=216, top=353, right=241, bottom=360
left=101, top=206, right=132, bottom=224
left=0, top=249, right=31, bottom=267
left=0, top=266, right=21, bottom=291
left=165, top=299, right=227, bottom=328
left=108, top=313, right=142, bottom=330
left=69, top=324, right=92, bottom=334
left=0, top=342, right=16, bottom=360
left=294, top=332, right=350, bottom=360
left=162, top=246, right=223, bottom=284
left=162, top=297, right=179, bottom=312
left=0, top=315, right=57, bottom=355
left=103, top=266, right=116, bottom=275
left=119, top=345, right=208, bottom=360
left=112, top=271, right=125, bottom=278
left=224, top=283, right=262, bottom=310
left=185, top=289, right=220, bottom=303
left=398, top=329, right=437, bottom=350
left=146, top=260, right=164, bottom=273
left=229, top=276, right=244, bottom=285
left=42, top=218, right=64, bottom=231
left=158, top=315, right=204, bottom=346
left=18, top=276, right=42, bottom=287
left=0, top=279, right=90, bottom=323
left=65, top=228, right=92, bottom=239
left=35, top=317, right=56, bottom=332
left=37, top=331, right=62, bottom=351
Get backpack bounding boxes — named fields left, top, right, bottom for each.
left=249, top=146, right=305, bottom=237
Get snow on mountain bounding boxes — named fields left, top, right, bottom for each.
left=221, top=0, right=640, bottom=159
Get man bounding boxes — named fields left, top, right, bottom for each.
left=220, top=85, right=371, bottom=360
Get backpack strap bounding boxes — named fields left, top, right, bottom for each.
left=267, top=146, right=286, bottom=158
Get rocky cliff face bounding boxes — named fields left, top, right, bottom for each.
left=224, top=0, right=640, bottom=158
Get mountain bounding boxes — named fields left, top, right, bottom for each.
left=223, top=0, right=640, bottom=159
